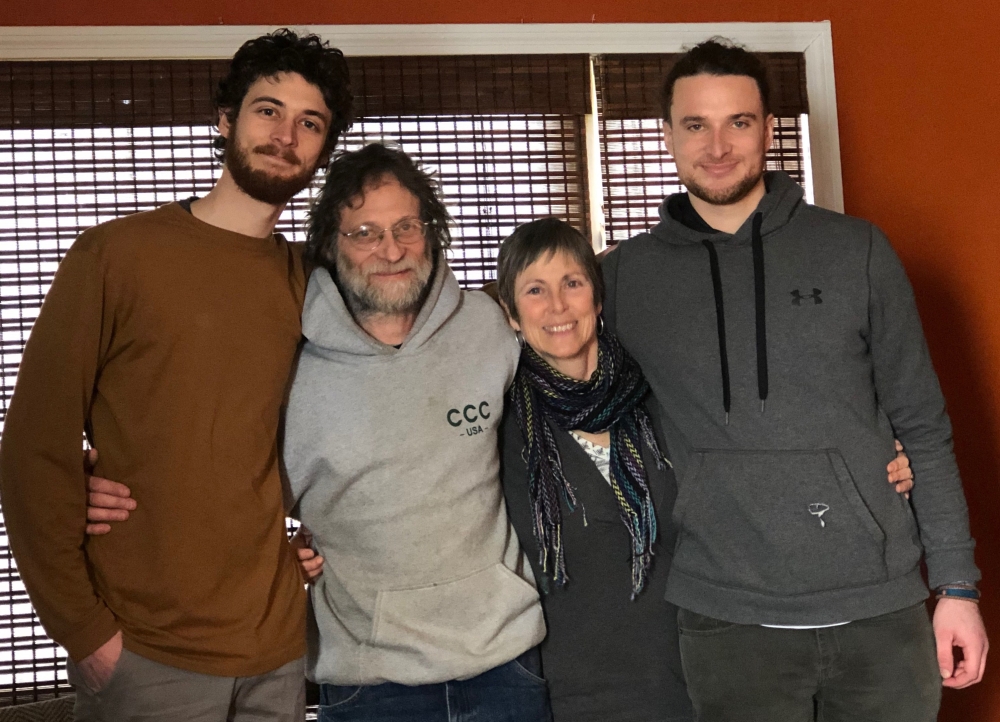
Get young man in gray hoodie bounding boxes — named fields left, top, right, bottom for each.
left=282, top=143, right=549, bottom=721
left=601, top=39, right=987, bottom=721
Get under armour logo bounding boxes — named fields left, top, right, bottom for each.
left=808, top=503, right=830, bottom=527
left=791, top=289, right=823, bottom=305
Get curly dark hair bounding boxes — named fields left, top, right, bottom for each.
left=305, top=143, right=453, bottom=271
left=660, top=37, right=772, bottom=124
left=213, top=28, right=353, bottom=163
left=496, top=218, right=603, bottom=323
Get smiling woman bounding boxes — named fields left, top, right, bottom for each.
left=498, top=219, right=604, bottom=383
left=496, top=218, right=692, bottom=722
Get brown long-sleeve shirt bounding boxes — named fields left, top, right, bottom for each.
left=0, top=203, right=307, bottom=676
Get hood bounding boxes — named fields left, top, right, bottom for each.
left=646, top=171, right=806, bottom=423
left=651, top=171, right=804, bottom=246
left=301, top=253, right=461, bottom=359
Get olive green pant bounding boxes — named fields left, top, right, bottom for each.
left=677, top=602, right=941, bottom=722
left=67, top=649, right=305, bottom=722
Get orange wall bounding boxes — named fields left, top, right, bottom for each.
left=5, top=1, right=1000, bottom=718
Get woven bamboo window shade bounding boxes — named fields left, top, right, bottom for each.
left=595, top=53, right=809, bottom=244
left=345, top=54, right=591, bottom=285
left=0, top=53, right=590, bottom=704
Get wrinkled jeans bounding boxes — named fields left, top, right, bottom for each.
left=316, top=648, right=552, bottom=722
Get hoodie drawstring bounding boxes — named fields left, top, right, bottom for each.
left=702, top=211, right=768, bottom=423
left=751, top=212, right=768, bottom=412
left=702, top=240, right=731, bottom=424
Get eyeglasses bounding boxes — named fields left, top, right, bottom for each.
left=338, top=218, right=429, bottom=251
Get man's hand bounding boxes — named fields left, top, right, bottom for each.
left=291, top=526, right=324, bottom=583
left=933, top=597, right=988, bottom=688
left=84, top=448, right=136, bottom=535
left=887, top=439, right=913, bottom=497
left=75, top=630, right=123, bottom=693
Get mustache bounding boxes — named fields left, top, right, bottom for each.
left=252, top=144, right=300, bottom=165
left=361, top=257, right=424, bottom=276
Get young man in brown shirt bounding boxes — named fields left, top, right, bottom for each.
left=0, top=30, right=352, bottom=721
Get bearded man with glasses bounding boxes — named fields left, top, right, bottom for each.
left=281, top=142, right=551, bottom=722
left=335, top=217, right=435, bottom=317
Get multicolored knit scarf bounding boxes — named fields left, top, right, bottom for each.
left=509, top=331, right=666, bottom=597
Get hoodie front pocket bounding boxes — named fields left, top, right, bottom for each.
left=363, top=563, right=544, bottom=685
left=672, top=449, right=887, bottom=595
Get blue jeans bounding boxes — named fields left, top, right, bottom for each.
left=316, top=648, right=552, bottom=722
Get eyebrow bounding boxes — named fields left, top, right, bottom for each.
left=520, top=271, right=588, bottom=287
left=343, top=214, right=420, bottom=229
left=249, top=95, right=284, bottom=108
left=680, top=111, right=760, bottom=124
left=248, top=95, right=330, bottom=121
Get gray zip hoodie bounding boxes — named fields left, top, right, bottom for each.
left=603, top=171, right=979, bottom=625
left=283, top=259, right=545, bottom=686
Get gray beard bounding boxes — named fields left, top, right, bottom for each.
left=335, top=245, right=434, bottom=319
left=682, top=161, right=766, bottom=206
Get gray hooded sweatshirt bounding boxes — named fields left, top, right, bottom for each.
left=602, top=171, right=979, bottom=626
left=283, top=259, right=545, bottom=686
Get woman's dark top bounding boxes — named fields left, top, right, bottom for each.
left=500, top=410, right=694, bottom=722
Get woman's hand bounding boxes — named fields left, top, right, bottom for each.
left=291, top=526, right=324, bottom=583
left=887, top=439, right=913, bottom=497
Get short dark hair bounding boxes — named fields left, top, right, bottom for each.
left=660, top=37, right=771, bottom=124
left=305, top=143, right=453, bottom=270
left=496, top=218, right=603, bottom=323
left=213, top=29, right=353, bottom=162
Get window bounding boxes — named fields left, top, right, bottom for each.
left=0, top=23, right=832, bottom=704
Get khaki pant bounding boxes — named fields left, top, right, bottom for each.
left=67, top=649, right=305, bottom=722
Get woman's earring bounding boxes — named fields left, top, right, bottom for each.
left=596, top=316, right=605, bottom=336
left=515, top=330, right=526, bottom=348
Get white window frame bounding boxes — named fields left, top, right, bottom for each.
left=0, top=22, right=844, bottom=238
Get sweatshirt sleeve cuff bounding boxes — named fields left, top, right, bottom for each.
left=926, top=549, right=982, bottom=591
left=60, top=604, right=120, bottom=662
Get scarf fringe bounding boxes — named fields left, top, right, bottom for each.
left=512, top=332, right=661, bottom=596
